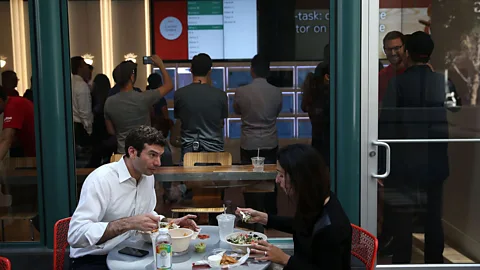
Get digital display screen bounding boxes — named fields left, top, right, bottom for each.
left=153, top=0, right=258, bottom=60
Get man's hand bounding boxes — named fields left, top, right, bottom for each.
left=128, top=213, right=161, bottom=232
left=151, top=55, right=165, bottom=69
left=172, top=214, right=199, bottom=231
left=98, top=213, right=160, bottom=245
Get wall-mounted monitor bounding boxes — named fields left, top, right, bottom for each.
left=267, top=67, right=294, bottom=89
left=153, top=67, right=177, bottom=100
left=176, top=67, right=225, bottom=90
left=153, top=0, right=258, bottom=61
left=227, top=68, right=252, bottom=89
left=296, top=66, right=316, bottom=89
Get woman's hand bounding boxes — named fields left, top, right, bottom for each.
left=251, top=240, right=290, bottom=265
left=235, top=207, right=268, bottom=226
left=172, top=214, right=200, bottom=231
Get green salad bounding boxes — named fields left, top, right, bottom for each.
left=227, top=233, right=263, bottom=245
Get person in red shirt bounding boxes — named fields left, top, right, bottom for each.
left=0, top=85, right=36, bottom=160
left=379, top=31, right=407, bottom=103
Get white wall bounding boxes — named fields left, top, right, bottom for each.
left=443, top=107, right=480, bottom=261
left=68, top=1, right=103, bottom=79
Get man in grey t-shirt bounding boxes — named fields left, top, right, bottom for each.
left=104, top=56, right=173, bottom=154
left=174, top=53, right=228, bottom=157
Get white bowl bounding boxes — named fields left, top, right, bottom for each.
left=168, top=228, right=194, bottom=253
left=224, top=232, right=267, bottom=253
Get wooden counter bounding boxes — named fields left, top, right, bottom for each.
left=0, top=164, right=277, bottom=186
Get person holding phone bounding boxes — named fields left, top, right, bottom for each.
left=235, top=144, right=352, bottom=269
left=68, top=126, right=199, bottom=270
left=104, top=55, right=173, bottom=155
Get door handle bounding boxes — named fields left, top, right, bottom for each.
left=371, top=141, right=390, bottom=179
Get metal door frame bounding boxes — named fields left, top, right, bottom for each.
left=360, top=0, right=480, bottom=268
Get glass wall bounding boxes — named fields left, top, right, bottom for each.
left=67, top=0, right=333, bottom=245
left=0, top=0, right=39, bottom=242
left=375, top=0, right=480, bottom=266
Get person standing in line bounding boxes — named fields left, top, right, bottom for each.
left=104, top=55, right=173, bottom=155
left=233, top=54, right=282, bottom=231
left=71, top=56, right=94, bottom=149
left=380, top=31, right=449, bottom=264
left=173, top=53, right=228, bottom=160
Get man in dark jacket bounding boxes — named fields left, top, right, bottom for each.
left=379, top=31, right=449, bottom=264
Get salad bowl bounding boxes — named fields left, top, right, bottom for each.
left=224, top=232, right=267, bottom=253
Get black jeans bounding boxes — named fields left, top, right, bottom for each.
left=74, top=122, right=91, bottom=148
left=385, top=179, right=445, bottom=264
left=71, top=255, right=108, bottom=270
left=240, top=147, right=278, bottom=232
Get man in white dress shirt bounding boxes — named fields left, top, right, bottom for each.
left=68, top=125, right=198, bottom=269
left=71, top=56, right=93, bottom=149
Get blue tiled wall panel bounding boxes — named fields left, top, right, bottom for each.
left=281, top=93, right=294, bottom=114
left=276, top=119, right=295, bottom=139
left=228, top=93, right=235, bottom=114
left=228, top=70, right=252, bottom=89
left=297, top=68, right=315, bottom=88
left=297, top=119, right=312, bottom=138
left=228, top=120, right=242, bottom=139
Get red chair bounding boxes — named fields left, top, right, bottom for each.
left=351, top=224, right=378, bottom=270
left=53, top=217, right=71, bottom=270
left=0, top=256, right=11, bottom=270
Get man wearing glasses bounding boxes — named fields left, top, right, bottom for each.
left=379, top=31, right=407, bottom=103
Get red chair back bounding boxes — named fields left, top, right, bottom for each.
left=0, top=257, right=11, bottom=270
left=351, top=224, right=378, bottom=270
left=53, top=217, right=71, bottom=270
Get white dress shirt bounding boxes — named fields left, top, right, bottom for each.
left=71, top=74, right=93, bottom=135
left=68, top=157, right=157, bottom=258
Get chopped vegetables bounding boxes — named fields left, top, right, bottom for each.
left=227, top=233, right=263, bottom=245
left=159, top=222, right=179, bottom=229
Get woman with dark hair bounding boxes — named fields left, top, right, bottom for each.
left=86, top=74, right=116, bottom=167
left=236, top=144, right=351, bottom=269
left=301, top=63, right=331, bottom=167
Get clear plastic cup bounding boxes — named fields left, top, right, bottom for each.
left=216, top=213, right=235, bottom=241
left=251, top=157, right=265, bottom=172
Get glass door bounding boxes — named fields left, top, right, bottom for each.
left=363, top=0, right=480, bottom=268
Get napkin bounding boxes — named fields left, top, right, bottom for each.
left=193, top=248, right=251, bottom=269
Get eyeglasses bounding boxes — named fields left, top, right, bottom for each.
left=384, top=45, right=403, bottom=54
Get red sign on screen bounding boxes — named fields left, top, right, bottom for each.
left=153, top=0, right=188, bottom=60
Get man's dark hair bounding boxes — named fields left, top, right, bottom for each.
left=124, top=125, right=166, bottom=157
left=71, top=56, right=85, bottom=75
left=383, top=31, right=405, bottom=47
left=0, top=85, right=6, bottom=102
left=405, top=31, right=434, bottom=63
left=1, top=70, right=17, bottom=88
left=251, top=55, right=270, bottom=78
left=191, top=53, right=212, bottom=77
